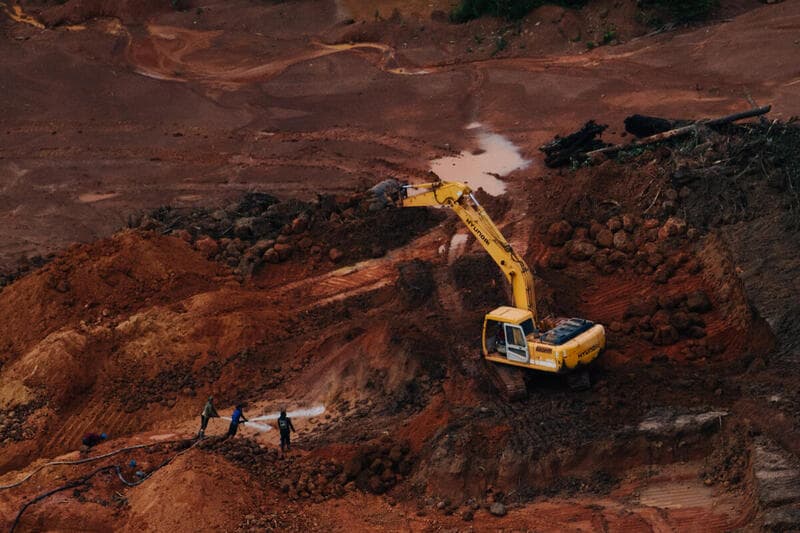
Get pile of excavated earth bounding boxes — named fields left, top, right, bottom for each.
left=2, top=0, right=800, bottom=531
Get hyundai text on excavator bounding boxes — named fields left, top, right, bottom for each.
left=373, top=179, right=605, bottom=397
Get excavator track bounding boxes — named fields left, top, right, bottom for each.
left=486, top=361, right=528, bottom=401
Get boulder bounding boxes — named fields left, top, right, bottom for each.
left=622, top=214, right=637, bottom=231
left=606, top=216, right=622, bottom=232
left=595, top=229, right=614, bottom=248
left=274, top=243, right=294, bottom=261
left=263, top=248, right=280, bottom=264
left=547, top=250, right=567, bottom=269
left=612, top=231, right=636, bottom=253
left=194, top=237, right=219, bottom=257
left=546, top=220, right=573, bottom=247
left=589, top=221, right=605, bottom=239
left=653, top=325, right=679, bottom=345
left=291, top=215, right=309, bottom=234
left=670, top=311, right=691, bottom=331
left=658, top=217, right=687, bottom=240
left=686, top=291, right=712, bottom=313
left=234, top=217, right=256, bottom=239
left=567, top=241, right=596, bottom=261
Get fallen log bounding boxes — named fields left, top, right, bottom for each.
left=587, top=105, right=771, bottom=160
left=539, top=120, right=609, bottom=168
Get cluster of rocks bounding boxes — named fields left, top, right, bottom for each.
left=343, top=436, right=414, bottom=494
left=137, top=189, right=442, bottom=280
left=0, top=402, right=39, bottom=443
left=612, top=290, right=714, bottom=346
left=0, top=254, right=51, bottom=289
left=201, top=437, right=348, bottom=503
left=421, top=489, right=510, bottom=522
left=545, top=209, right=699, bottom=282
left=112, top=360, right=205, bottom=412
left=279, top=458, right=346, bottom=502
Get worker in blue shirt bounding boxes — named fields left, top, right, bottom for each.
left=226, top=404, right=248, bottom=438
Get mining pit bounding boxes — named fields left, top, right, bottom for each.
left=1, top=0, right=800, bottom=531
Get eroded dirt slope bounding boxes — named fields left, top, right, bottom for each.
left=1, top=0, right=800, bottom=531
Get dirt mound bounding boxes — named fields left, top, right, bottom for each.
left=0, top=230, right=222, bottom=365
left=122, top=449, right=258, bottom=532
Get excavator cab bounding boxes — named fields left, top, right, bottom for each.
left=483, top=306, right=537, bottom=364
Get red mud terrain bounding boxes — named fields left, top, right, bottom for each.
left=1, top=0, right=800, bottom=531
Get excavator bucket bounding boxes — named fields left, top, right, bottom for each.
left=367, top=179, right=403, bottom=210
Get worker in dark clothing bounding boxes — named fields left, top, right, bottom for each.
left=82, top=432, right=107, bottom=448
left=277, top=409, right=296, bottom=455
left=226, top=404, right=248, bottom=438
left=198, top=396, right=219, bottom=438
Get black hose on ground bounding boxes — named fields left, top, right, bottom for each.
left=7, top=438, right=200, bottom=532
left=0, top=438, right=193, bottom=491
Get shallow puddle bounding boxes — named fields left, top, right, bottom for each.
left=429, top=123, right=530, bottom=196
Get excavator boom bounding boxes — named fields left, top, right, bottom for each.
left=372, top=177, right=605, bottom=389
left=399, top=181, right=537, bottom=325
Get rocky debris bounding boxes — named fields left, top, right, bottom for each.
left=142, top=188, right=443, bottom=278
left=0, top=254, right=52, bottom=289
left=622, top=291, right=712, bottom=346
left=0, top=401, right=41, bottom=443
left=544, top=208, right=703, bottom=282
left=637, top=408, right=727, bottom=437
left=200, top=437, right=347, bottom=502
left=343, top=437, right=414, bottom=495
left=753, top=438, right=800, bottom=509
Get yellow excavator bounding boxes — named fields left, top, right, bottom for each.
left=373, top=179, right=605, bottom=396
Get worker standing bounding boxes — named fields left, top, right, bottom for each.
left=198, top=396, right=219, bottom=438
left=82, top=432, right=107, bottom=449
left=226, top=404, right=248, bottom=438
left=277, top=408, right=296, bottom=455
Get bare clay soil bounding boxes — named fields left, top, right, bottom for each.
left=1, top=0, right=800, bottom=531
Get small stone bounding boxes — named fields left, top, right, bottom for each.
left=195, top=236, right=219, bottom=258
left=263, top=248, right=280, bottom=264
left=329, top=248, right=345, bottom=263
left=606, top=216, right=622, bottom=232
left=489, top=502, right=507, bottom=517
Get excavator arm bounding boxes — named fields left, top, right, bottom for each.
left=398, top=181, right=537, bottom=326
